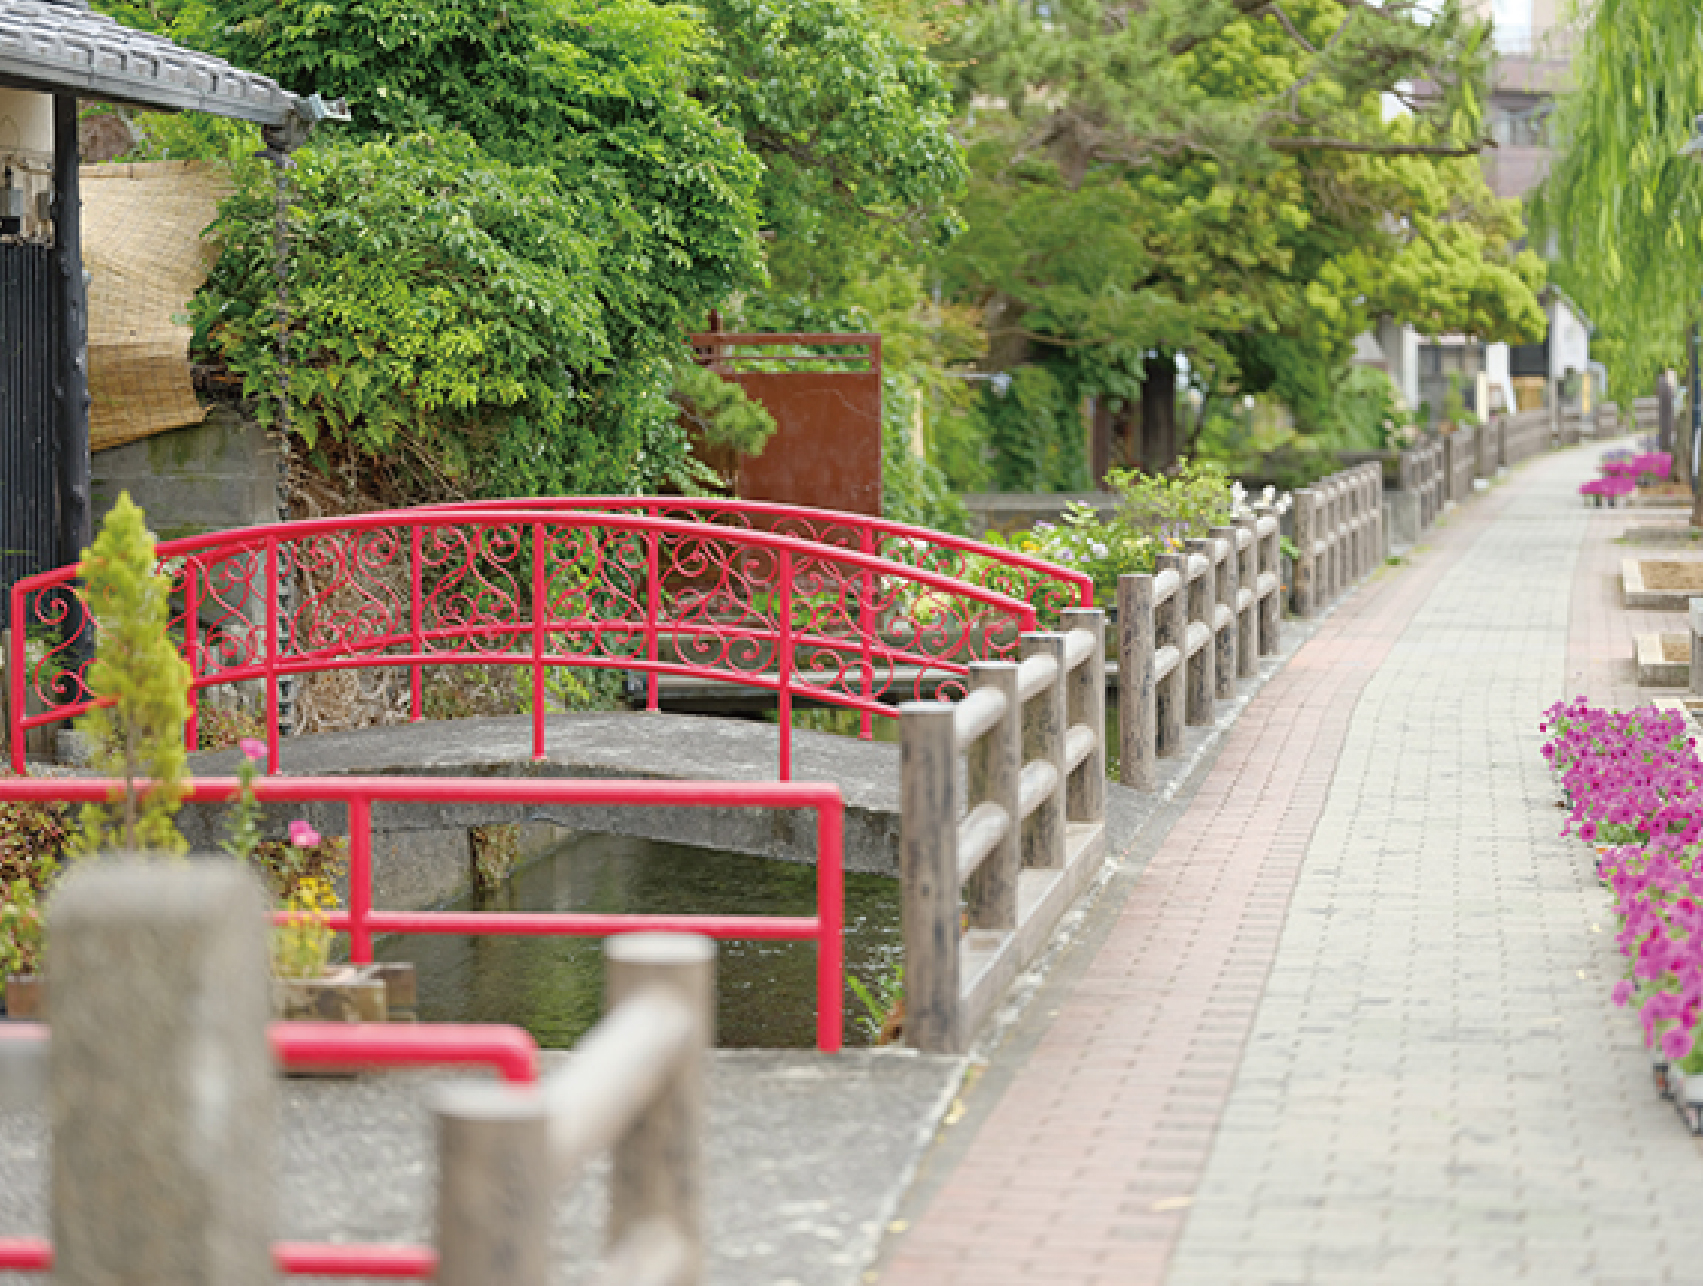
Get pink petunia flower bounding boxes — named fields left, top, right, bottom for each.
left=240, top=738, right=266, bottom=763
left=1663, top=1026, right=1694, bottom=1063
left=1613, top=979, right=1635, bottom=1007
left=288, top=819, right=321, bottom=848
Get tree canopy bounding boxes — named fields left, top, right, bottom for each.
left=94, top=0, right=1547, bottom=512
left=938, top=0, right=1545, bottom=483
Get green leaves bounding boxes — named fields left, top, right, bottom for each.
left=175, top=0, right=763, bottom=500
left=74, top=494, right=192, bottom=857
left=1531, top=0, right=1703, bottom=399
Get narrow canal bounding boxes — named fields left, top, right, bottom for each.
left=377, top=831, right=902, bottom=1048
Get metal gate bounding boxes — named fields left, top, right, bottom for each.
left=0, top=241, right=59, bottom=631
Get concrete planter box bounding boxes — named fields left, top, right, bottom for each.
left=1666, top=1063, right=1703, bottom=1133
left=272, top=961, right=415, bottom=1024
left=1622, top=559, right=1703, bottom=611
left=2, top=974, right=42, bottom=1020
left=1635, top=633, right=1690, bottom=687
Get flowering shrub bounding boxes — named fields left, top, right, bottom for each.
left=1541, top=699, right=1703, bottom=1068
left=988, top=462, right=1292, bottom=604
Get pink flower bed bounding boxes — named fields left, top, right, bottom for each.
left=1543, top=699, right=1703, bottom=1065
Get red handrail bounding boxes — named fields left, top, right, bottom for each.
left=0, top=1239, right=439, bottom=1278
left=0, top=775, right=846, bottom=1052
left=0, top=1020, right=533, bottom=1279
left=9, top=507, right=1039, bottom=779
left=425, top=494, right=1093, bottom=611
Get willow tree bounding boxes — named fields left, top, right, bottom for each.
left=1531, top=1, right=1703, bottom=410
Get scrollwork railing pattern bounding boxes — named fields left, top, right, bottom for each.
left=9, top=508, right=1039, bottom=778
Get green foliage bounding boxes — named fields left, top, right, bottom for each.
left=987, top=459, right=1235, bottom=601
left=0, top=778, right=70, bottom=892
left=73, top=494, right=192, bottom=856
left=1110, top=458, right=1235, bottom=542
left=197, top=135, right=632, bottom=498
left=1530, top=0, right=1700, bottom=400
left=883, top=405, right=969, bottom=533
left=672, top=361, right=778, bottom=458
left=0, top=876, right=46, bottom=979
left=175, top=0, right=763, bottom=500
left=981, top=365, right=1087, bottom=492
left=938, top=0, right=1544, bottom=482
left=698, top=0, right=965, bottom=244
left=222, top=750, right=264, bottom=865
left=847, top=959, right=904, bottom=1042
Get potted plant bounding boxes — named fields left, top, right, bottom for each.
left=221, top=746, right=412, bottom=1024
left=0, top=874, right=46, bottom=1019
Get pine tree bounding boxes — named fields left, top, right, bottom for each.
left=73, top=493, right=191, bottom=856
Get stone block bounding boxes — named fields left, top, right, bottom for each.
left=49, top=857, right=275, bottom=1286
left=1384, top=492, right=1420, bottom=552
left=1635, top=633, right=1689, bottom=687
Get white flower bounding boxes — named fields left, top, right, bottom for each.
left=1091, top=541, right=1109, bottom=558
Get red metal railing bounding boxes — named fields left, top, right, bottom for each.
left=0, top=1240, right=439, bottom=1278
left=427, top=494, right=1093, bottom=615
left=0, top=775, right=846, bottom=1051
left=9, top=507, right=1045, bottom=779
left=0, top=1020, right=538, bottom=1279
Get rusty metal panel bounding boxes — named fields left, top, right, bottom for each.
left=690, top=333, right=883, bottom=516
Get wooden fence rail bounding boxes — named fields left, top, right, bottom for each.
left=900, top=611, right=1107, bottom=1055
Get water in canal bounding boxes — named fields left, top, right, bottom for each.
left=377, top=831, right=901, bottom=1048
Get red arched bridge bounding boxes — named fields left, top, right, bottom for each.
left=8, top=499, right=1090, bottom=779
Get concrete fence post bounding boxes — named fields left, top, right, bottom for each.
left=1020, top=632, right=1068, bottom=868
left=49, top=860, right=276, bottom=1286
left=1154, top=553, right=1188, bottom=755
left=1118, top=574, right=1157, bottom=790
left=1691, top=599, right=1703, bottom=698
left=1206, top=530, right=1238, bottom=698
left=1325, top=476, right=1343, bottom=592
left=1183, top=540, right=1216, bottom=726
left=606, top=934, right=714, bottom=1278
left=1060, top=608, right=1107, bottom=825
left=1233, top=517, right=1258, bottom=677
left=1293, top=488, right=1316, bottom=617
left=433, top=1084, right=553, bottom=1286
left=966, top=661, right=1021, bottom=929
left=1252, top=505, right=1280, bottom=655
left=1368, top=464, right=1386, bottom=569
left=901, top=701, right=960, bottom=1054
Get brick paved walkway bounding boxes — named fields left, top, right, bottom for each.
left=878, top=445, right=1703, bottom=1286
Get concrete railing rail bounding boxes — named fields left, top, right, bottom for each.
left=1634, top=396, right=1660, bottom=438
left=434, top=932, right=714, bottom=1286
left=900, top=610, right=1107, bottom=1055
left=1442, top=424, right=1477, bottom=505
left=1290, top=462, right=1384, bottom=618
left=1117, top=511, right=1282, bottom=790
left=1501, top=408, right=1552, bottom=467
left=0, top=859, right=714, bottom=1285
left=1398, top=438, right=1445, bottom=529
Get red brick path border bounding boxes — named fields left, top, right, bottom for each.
left=875, top=485, right=1521, bottom=1286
